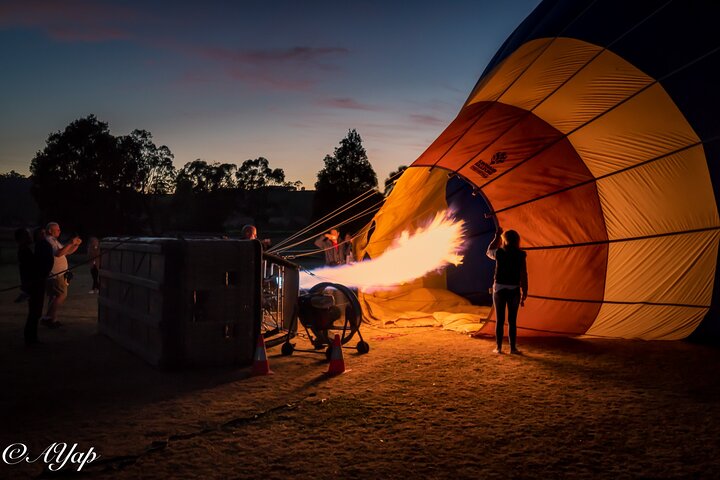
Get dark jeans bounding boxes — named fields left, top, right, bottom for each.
left=25, top=283, right=46, bottom=343
left=91, top=265, right=100, bottom=290
left=494, top=287, right=520, bottom=350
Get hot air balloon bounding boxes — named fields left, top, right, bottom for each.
left=355, top=0, right=720, bottom=340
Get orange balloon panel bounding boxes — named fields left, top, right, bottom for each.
left=414, top=102, right=495, bottom=168
left=483, top=244, right=607, bottom=336
left=493, top=183, right=607, bottom=248
left=413, top=103, right=525, bottom=171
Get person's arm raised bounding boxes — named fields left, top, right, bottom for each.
left=56, top=237, right=82, bottom=257
left=486, top=227, right=503, bottom=260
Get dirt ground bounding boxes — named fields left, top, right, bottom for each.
left=1, top=264, right=720, bottom=479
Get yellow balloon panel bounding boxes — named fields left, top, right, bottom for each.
left=467, top=38, right=553, bottom=107
left=355, top=167, right=448, bottom=260
left=597, top=145, right=719, bottom=240
left=533, top=48, right=653, bottom=133
left=467, top=38, right=652, bottom=134
left=586, top=303, right=708, bottom=340
left=603, top=230, right=718, bottom=307
left=569, top=84, right=699, bottom=178
left=493, top=39, right=603, bottom=112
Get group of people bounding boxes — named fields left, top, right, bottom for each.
left=14, top=219, right=527, bottom=354
left=314, top=229, right=355, bottom=266
left=239, top=224, right=353, bottom=266
left=15, top=222, right=85, bottom=345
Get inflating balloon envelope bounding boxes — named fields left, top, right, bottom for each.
left=351, top=0, right=720, bottom=340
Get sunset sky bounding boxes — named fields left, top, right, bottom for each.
left=0, top=0, right=540, bottom=189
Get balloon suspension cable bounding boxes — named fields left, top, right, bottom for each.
left=279, top=199, right=385, bottom=258
left=268, top=187, right=378, bottom=253
left=269, top=168, right=407, bottom=254
left=270, top=195, right=384, bottom=255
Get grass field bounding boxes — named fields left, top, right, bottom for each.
left=1, top=263, right=719, bottom=479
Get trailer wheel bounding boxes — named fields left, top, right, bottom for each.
left=281, top=342, right=295, bottom=356
left=356, top=341, right=370, bottom=354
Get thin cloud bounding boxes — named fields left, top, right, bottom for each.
left=0, top=0, right=138, bottom=42
left=195, top=46, right=349, bottom=91
left=1, top=2, right=350, bottom=91
left=318, top=97, right=382, bottom=111
left=201, top=46, right=348, bottom=67
left=409, top=113, right=446, bottom=126
left=226, top=68, right=318, bottom=91
left=174, top=66, right=320, bottom=92
left=45, top=26, right=132, bottom=42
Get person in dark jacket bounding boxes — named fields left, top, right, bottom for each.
left=25, top=228, right=55, bottom=344
left=487, top=226, right=528, bottom=354
left=15, top=228, right=33, bottom=303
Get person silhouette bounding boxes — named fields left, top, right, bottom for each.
left=241, top=224, right=271, bottom=249
left=14, top=228, right=33, bottom=304
left=341, top=233, right=355, bottom=264
left=241, top=225, right=257, bottom=240
left=314, top=229, right=342, bottom=266
left=42, top=222, right=81, bottom=328
left=24, top=228, right=54, bottom=344
left=486, top=227, right=528, bottom=354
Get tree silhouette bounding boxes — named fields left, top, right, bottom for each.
left=118, top=129, right=176, bottom=194
left=384, top=165, right=407, bottom=195
left=31, top=115, right=128, bottom=234
left=30, top=115, right=177, bottom=235
left=236, top=157, right=286, bottom=190
left=116, top=130, right=177, bottom=233
left=0, top=170, right=26, bottom=179
left=175, top=160, right=237, bottom=193
left=0, top=171, right=37, bottom=227
left=31, top=115, right=118, bottom=190
left=25, top=115, right=312, bottom=235
left=313, top=129, right=380, bottom=234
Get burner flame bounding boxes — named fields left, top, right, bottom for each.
left=300, top=210, right=466, bottom=291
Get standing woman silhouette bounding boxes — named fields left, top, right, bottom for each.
left=487, top=227, right=528, bottom=354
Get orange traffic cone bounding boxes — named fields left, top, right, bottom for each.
left=251, top=334, right=273, bottom=376
left=327, top=334, right=347, bottom=375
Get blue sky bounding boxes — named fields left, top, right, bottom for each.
left=0, top=0, right=540, bottom=188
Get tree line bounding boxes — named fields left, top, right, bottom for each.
left=5, top=114, right=403, bottom=237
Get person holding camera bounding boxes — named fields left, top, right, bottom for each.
left=42, top=222, right=81, bottom=328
